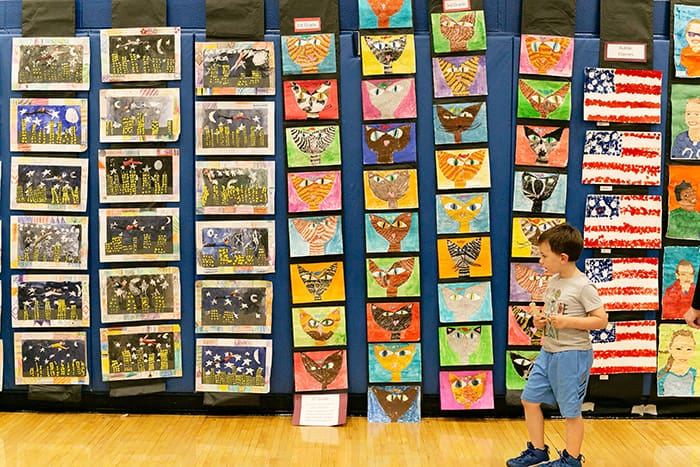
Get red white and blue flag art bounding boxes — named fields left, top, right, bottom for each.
left=585, top=257, right=659, bottom=311
left=582, top=68, right=662, bottom=124
left=589, top=320, right=657, bottom=375
left=581, top=131, right=662, bottom=186
left=583, top=194, right=662, bottom=249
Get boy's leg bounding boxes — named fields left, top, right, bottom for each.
left=523, top=400, right=546, bottom=449
left=565, top=416, right=584, bottom=458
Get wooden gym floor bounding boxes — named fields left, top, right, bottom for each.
left=0, top=412, right=697, bottom=466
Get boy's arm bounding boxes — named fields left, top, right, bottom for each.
left=548, top=306, right=608, bottom=331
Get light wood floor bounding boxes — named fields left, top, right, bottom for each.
left=0, top=412, right=697, bottom=466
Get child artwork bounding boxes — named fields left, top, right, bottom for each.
left=14, top=331, right=88, bottom=385
left=435, top=148, right=491, bottom=190
left=509, top=262, right=550, bottom=302
left=584, top=194, right=662, bottom=249
left=281, top=34, right=336, bottom=75
left=292, top=305, right=347, bottom=347
left=508, top=304, right=544, bottom=346
left=512, top=170, right=567, bottom=214
left=366, top=302, right=421, bottom=342
left=290, top=261, right=345, bottom=304
left=362, top=122, right=416, bottom=165
left=581, top=131, right=662, bottom=185
left=289, top=215, right=344, bottom=257
left=100, top=88, right=180, bottom=142
left=366, top=256, right=420, bottom=298
left=585, top=257, right=659, bottom=312
left=195, top=338, right=272, bottom=393
left=361, top=34, right=416, bottom=76
left=99, top=267, right=181, bottom=323
left=367, top=385, right=421, bottom=423
left=196, top=221, right=275, bottom=274
left=12, top=36, right=90, bottom=90
left=439, top=370, right=494, bottom=410
left=591, top=320, right=657, bottom=375
left=365, top=211, right=420, bottom=253
left=438, top=325, right=494, bottom=366
left=10, top=98, right=87, bottom=152
left=99, top=208, right=180, bottom=263
left=288, top=170, right=342, bottom=213
left=433, top=102, right=488, bottom=145
left=505, top=350, right=539, bottom=390
left=11, top=157, right=88, bottom=212
left=196, top=160, right=274, bottom=215
left=674, top=4, right=700, bottom=78
left=363, top=168, right=419, bottom=210
left=667, top=165, right=700, bottom=240
left=430, top=11, right=487, bottom=53
left=657, top=324, right=700, bottom=396
left=517, top=79, right=571, bottom=120
left=661, top=246, right=700, bottom=320
left=196, top=101, right=274, bottom=155
left=436, top=192, right=490, bottom=234
left=195, top=280, right=272, bottom=334
left=672, top=84, right=700, bottom=160
left=514, top=125, right=569, bottom=168
left=437, top=236, right=492, bottom=279
left=195, top=41, right=275, bottom=95
left=100, top=324, right=182, bottom=381
left=438, top=281, right=493, bottom=323
left=582, top=68, right=662, bottom=124
left=286, top=125, right=341, bottom=167
left=432, top=55, right=488, bottom=98
left=361, top=77, right=417, bottom=120
left=294, top=349, right=348, bottom=391
left=11, top=274, right=90, bottom=328
left=519, top=34, right=574, bottom=77
left=100, top=27, right=180, bottom=82
left=368, top=343, right=421, bottom=383
left=359, top=0, right=413, bottom=29
left=511, top=217, right=566, bottom=258
left=282, top=79, right=339, bottom=120
left=99, top=148, right=179, bottom=203
left=10, top=216, right=88, bottom=270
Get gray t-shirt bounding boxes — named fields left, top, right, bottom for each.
left=542, top=272, right=604, bottom=352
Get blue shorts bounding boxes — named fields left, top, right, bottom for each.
left=521, top=349, right=593, bottom=418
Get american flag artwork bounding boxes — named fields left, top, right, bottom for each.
left=585, top=257, right=659, bottom=311
left=581, top=131, right=662, bottom=186
left=583, top=68, right=662, bottom=124
left=583, top=194, right=662, bottom=249
left=589, top=320, right=657, bottom=375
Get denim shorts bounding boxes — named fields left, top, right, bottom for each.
left=521, top=349, right=593, bottom=418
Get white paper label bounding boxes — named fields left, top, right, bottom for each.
left=443, top=0, right=471, bottom=12
left=295, top=18, right=322, bottom=33
left=605, top=42, right=647, bottom=63
left=298, top=394, right=341, bottom=426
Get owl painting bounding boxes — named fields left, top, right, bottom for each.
left=361, top=78, right=416, bottom=120
left=366, top=256, right=420, bottom=298
left=281, top=33, right=336, bottom=75
left=436, top=193, right=490, bottom=234
left=294, top=349, right=348, bottom=391
left=430, top=11, right=487, bottom=53
left=368, top=385, right=420, bottom=423
left=367, top=302, right=420, bottom=342
left=283, top=79, right=339, bottom=120
left=364, top=169, right=418, bottom=210
left=369, top=343, right=421, bottom=383
left=361, top=34, right=416, bottom=75
left=432, top=55, right=487, bottom=98
left=517, top=79, right=571, bottom=120
left=286, top=125, right=341, bottom=167
left=513, top=170, right=567, bottom=215
left=440, top=370, right=494, bottom=410
left=519, top=34, right=574, bottom=77
left=363, top=122, right=416, bottom=165
left=438, top=281, right=493, bottom=323
left=433, top=102, right=488, bottom=145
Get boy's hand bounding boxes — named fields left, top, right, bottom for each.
left=548, top=314, right=569, bottom=329
left=531, top=304, right=547, bottom=329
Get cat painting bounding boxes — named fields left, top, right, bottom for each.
left=369, top=302, right=414, bottom=340
left=362, top=35, right=409, bottom=74
left=371, top=343, right=419, bottom=382
left=517, top=79, right=571, bottom=120
left=513, top=217, right=564, bottom=258
left=362, top=78, right=416, bottom=120
left=520, top=35, right=573, bottom=77
left=433, top=55, right=487, bottom=98
left=365, top=169, right=416, bottom=209
left=510, top=263, right=550, bottom=302
left=444, top=326, right=482, bottom=363
left=363, top=0, right=411, bottom=29
left=296, top=263, right=338, bottom=301
left=440, top=370, right=493, bottom=410
left=369, top=385, right=420, bottom=422
left=283, top=79, right=338, bottom=120
left=368, top=212, right=412, bottom=252
left=291, top=216, right=340, bottom=256
left=436, top=193, right=489, bottom=234
left=446, top=238, right=482, bottom=278
left=519, top=172, right=561, bottom=213
left=509, top=305, right=544, bottom=346
left=515, top=125, right=569, bottom=168
left=524, top=126, right=565, bottom=164
left=287, top=126, right=338, bottom=166
left=368, top=257, right=416, bottom=297
left=448, top=371, right=487, bottom=409
left=364, top=123, right=413, bottom=164
left=288, top=171, right=340, bottom=212
left=297, top=307, right=342, bottom=345
left=433, top=102, right=487, bottom=145
left=436, top=149, right=487, bottom=189
left=283, top=34, right=334, bottom=74
left=431, top=11, right=486, bottom=53
left=439, top=282, right=491, bottom=323
left=296, top=349, right=346, bottom=391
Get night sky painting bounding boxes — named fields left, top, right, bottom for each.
left=100, top=88, right=180, bottom=142
left=195, top=338, right=272, bottom=393
left=196, top=160, right=274, bottom=214
left=12, top=157, right=88, bottom=211
left=12, top=37, right=90, bottom=90
left=100, top=208, right=179, bottom=262
left=195, top=101, right=275, bottom=155
left=195, top=41, right=275, bottom=96
left=196, top=221, right=275, bottom=274
left=100, top=267, right=180, bottom=323
left=195, top=280, right=272, bottom=333
left=14, top=332, right=88, bottom=384
left=12, top=275, right=90, bottom=327
left=101, top=27, right=180, bottom=82
left=11, top=216, right=88, bottom=269
left=100, top=325, right=182, bottom=381
left=99, top=149, right=179, bottom=203
left=11, top=98, right=87, bottom=152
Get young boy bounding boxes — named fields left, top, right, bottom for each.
left=506, top=223, right=608, bottom=467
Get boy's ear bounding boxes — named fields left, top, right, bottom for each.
left=560, top=252, right=569, bottom=264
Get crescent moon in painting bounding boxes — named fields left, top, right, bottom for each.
left=75, top=284, right=82, bottom=297
left=253, top=349, right=261, bottom=365
left=114, top=100, right=122, bottom=109
left=164, top=217, right=172, bottom=225
left=208, top=111, right=217, bottom=123
left=250, top=294, right=259, bottom=303
left=156, top=38, right=164, bottom=55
